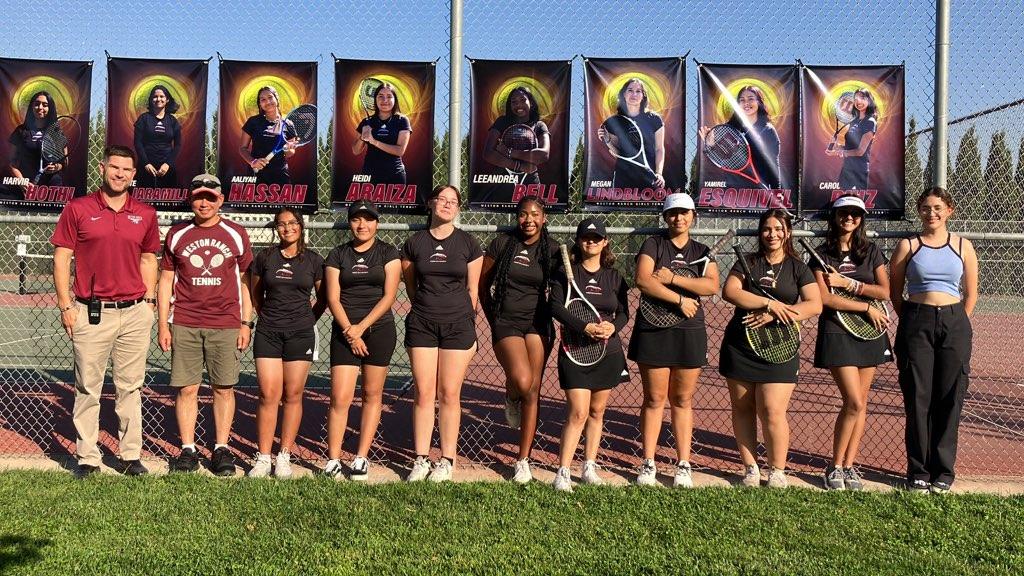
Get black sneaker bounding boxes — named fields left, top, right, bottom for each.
left=121, top=459, right=148, bottom=476
left=76, top=464, right=100, bottom=479
left=170, top=447, right=200, bottom=473
left=930, top=480, right=952, bottom=494
left=210, top=446, right=236, bottom=477
left=906, top=478, right=930, bottom=494
left=823, top=465, right=845, bottom=490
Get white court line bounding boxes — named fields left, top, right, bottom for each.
left=0, top=332, right=63, bottom=347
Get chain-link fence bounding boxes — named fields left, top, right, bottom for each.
left=2, top=0, right=1024, bottom=479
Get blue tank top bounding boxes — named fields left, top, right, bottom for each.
left=905, top=235, right=963, bottom=297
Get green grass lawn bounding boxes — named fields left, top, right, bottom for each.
left=0, top=471, right=1021, bottom=575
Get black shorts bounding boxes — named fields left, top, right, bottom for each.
left=628, top=325, right=708, bottom=368
left=404, top=312, right=476, bottom=350
left=490, top=317, right=552, bottom=343
left=253, top=326, right=316, bottom=362
left=814, top=329, right=893, bottom=368
left=330, top=320, right=397, bottom=367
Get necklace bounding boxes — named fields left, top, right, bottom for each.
left=764, top=255, right=783, bottom=288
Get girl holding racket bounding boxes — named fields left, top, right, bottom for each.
left=478, top=196, right=558, bottom=484
left=322, top=200, right=401, bottom=481
left=248, top=207, right=326, bottom=479
left=720, top=209, right=821, bottom=488
left=482, top=86, right=550, bottom=184
left=239, top=86, right=297, bottom=186
left=889, top=187, right=978, bottom=494
left=8, top=91, right=64, bottom=190
left=630, top=192, right=718, bottom=488
left=550, top=218, right=629, bottom=493
left=597, top=78, right=666, bottom=189
left=826, top=88, right=877, bottom=190
left=351, top=82, right=411, bottom=185
left=809, top=194, right=891, bottom=491
left=402, top=185, right=483, bottom=482
left=699, top=85, right=782, bottom=190
left=133, top=85, right=182, bottom=189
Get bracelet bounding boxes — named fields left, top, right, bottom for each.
left=678, top=295, right=684, bottom=307
left=670, top=272, right=677, bottom=286
left=58, top=303, right=74, bottom=312
left=241, top=320, right=255, bottom=329
left=144, top=297, right=156, bottom=305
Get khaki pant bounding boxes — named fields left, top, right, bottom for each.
left=71, top=301, right=153, bottom=465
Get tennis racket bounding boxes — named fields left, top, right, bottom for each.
left=826, top=91, right=856, bottom=152
left=731, top=245, right=800, bottom=364
left=639, top=229, right=736, bottom=328
left=600, top=114, right=658, bottom=186
left=703, top=124, right=764, bottom=188
left=254, top=104, right=317, bottom=173
left=357, top=77, right=383, bottom=119
left=33, top=115, right=79, bottom=185
left=798, top=238, right=889, bottom=341
left=499, top=123, right=537, bottom=184
left=558, top=244, right=606, bottom=367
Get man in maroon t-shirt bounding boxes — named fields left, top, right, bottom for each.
left=51, top=145, right=160, bottom=478
left=157, top=173, right=254, bottom=476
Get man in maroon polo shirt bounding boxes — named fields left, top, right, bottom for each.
left=158, top=174, right=254, bottom=476
left=51, top=144, right=159, bottom=478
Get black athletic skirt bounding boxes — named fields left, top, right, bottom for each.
left=813, top=328, right=893, bottom=368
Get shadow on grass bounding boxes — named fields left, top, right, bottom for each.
left=0, top=534, right=50, bottom=571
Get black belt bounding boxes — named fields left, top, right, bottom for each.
left=76, top=297, right=144, bottom=309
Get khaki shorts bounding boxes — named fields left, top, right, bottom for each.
left=170, top=325, right=241, bottom=387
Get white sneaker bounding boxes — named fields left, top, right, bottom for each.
left=322, top=459, right=345, bottom=481
left=248, top=453, right=272, bottom=478
left=767, top=467, right=788, bottom=489
left=742, top=463, right=761, bottom=487
left=407, top=456, right=431, bottom=482
left=511, top=459, right=533, bottom=484
left=581, top=460, right=604, bottom=485
left=553, top=466, right=573, bottom=493
left=636, top=459, right=658, bottom=486
left=504, top=395, right=522, bottom=429
left=429, top=458, right=453, bottom=483
left=673, top=461, right=694, bottom=488
left=350, top=456, right=369, bottom=482
left=274, top=451, right=293, bottom=480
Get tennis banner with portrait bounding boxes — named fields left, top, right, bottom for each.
left=582, top=56, right=685, bottom=212
left=696, top=63, right=799, bottom=217
left=108, top=56, right=209, bottom=210
left=217, top=58, right=318, bottom=214
left=800, top=64, right=905, bottom=219
left=468, top=58, right=571, bottom=212
left=0, top=57, right=91, bottom=212
left=331, top=58, right=435, bottom=214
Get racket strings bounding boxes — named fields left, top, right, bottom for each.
left=834, top=291, right=886, bottom=340
left=287, top=108, right=317, bottom=142
left=748, top=322, right=800, bottom=364
left=502, top=126, right=537, bottom=151
left=706, top=126, right=748, bottom=170
left=563, top=300, right=604, bottom=363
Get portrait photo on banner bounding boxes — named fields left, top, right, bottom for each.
left=468, top=58, right=570, bottom=212
left=800, top=64, right=905, bottom=219
left=696, top=63, right=798, bottom=217
left=107, top=56, right=209, bottom=211
left=582, top=56, right=685, bottom=212
left=331, top=58, right=435, bottom=214
left=0, top=57, right=91, bottom=213
left=217, top=58, right=318, bottom=214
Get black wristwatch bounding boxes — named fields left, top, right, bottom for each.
left=242, top=320, right=255, bottom=329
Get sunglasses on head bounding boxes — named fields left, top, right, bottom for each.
left=189, top=179, right=220, bottom=191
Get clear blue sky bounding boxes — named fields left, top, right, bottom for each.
left=6, top=0, right=1021, bottom=157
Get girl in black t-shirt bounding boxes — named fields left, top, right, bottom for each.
left=699, top=85, right=782, bottom=190
left=248, top=207, right=326, bottom=479
left=630, top=193, right=719, bottom=488
left=549, top=218, right=629, bottom=492
left=827, top=88, right=877, bottom=190
left=810, top=194, right=892, bottom=491
left=322, top=200, right=401, bottom=481
left=478, top=196, right=558, bottom=484
left=721, top=209, right=821, bottom=489
left=351, top=82, right=411, bottom=185
left=133, top=85, right=182, bottom=189
left=482, top=86, right=550, bottom=185
left=7, top=91, right=64, bottom=191
left=239, top=86, right=297, bottom=186
left=401, top=185, right=483, bottom=482
left=597, top=78, right=666, bottom=189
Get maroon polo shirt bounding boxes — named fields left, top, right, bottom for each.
left=50, top=190, right=160, bottom=301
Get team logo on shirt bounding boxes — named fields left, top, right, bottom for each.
left=513, top=249, right=531, bottom=267
left=759, top=270, right=777, bottom=289
left=352, top=257, right=369, bottom=275
left=671, top=253, right=687, bottom=268
left=127, top=215, right=142, bottom=225
left=429, top=244, right=447, bottom=263
left=584, top=278, right=602, bottom=295
left=182, top=239, right=234, bottom=286
left=376, top=122, right=390, bottom=138
left=274, top=262, right=294, bottom=280
left=838, top=256, right=857, bottom=275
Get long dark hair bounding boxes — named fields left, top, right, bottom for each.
left=504, top=86, right=541, bottom=123
left=275, top=206, right=306, bottom=256
left=756, top=208, right=797, bottom=260
left=616, top=78, right=649, bottom=116
left=256, top=86, right=280, bottom=116
left=372, top=82, right=402, bottom=116
left=917, top=186, right=954, bottom=210
left=427, top=184, right=461, bottom=227
left=728, top=85, right=771, bottom=129
left=23, top=91, right=57, bottom=132
left=147, top=85, right=180, bottom=115
left=491, top=197, right=551, bottom=321
left=825, top=193, right=869, bottom=264
left=853, top=88, right=877, bottom=121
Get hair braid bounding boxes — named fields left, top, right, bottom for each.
left=490, top=232, right=519, bottom=321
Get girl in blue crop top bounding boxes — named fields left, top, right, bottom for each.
left=888, top=187, right=978, bottom=493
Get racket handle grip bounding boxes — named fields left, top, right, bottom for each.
left=253, top=151, right=278, bottom=174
